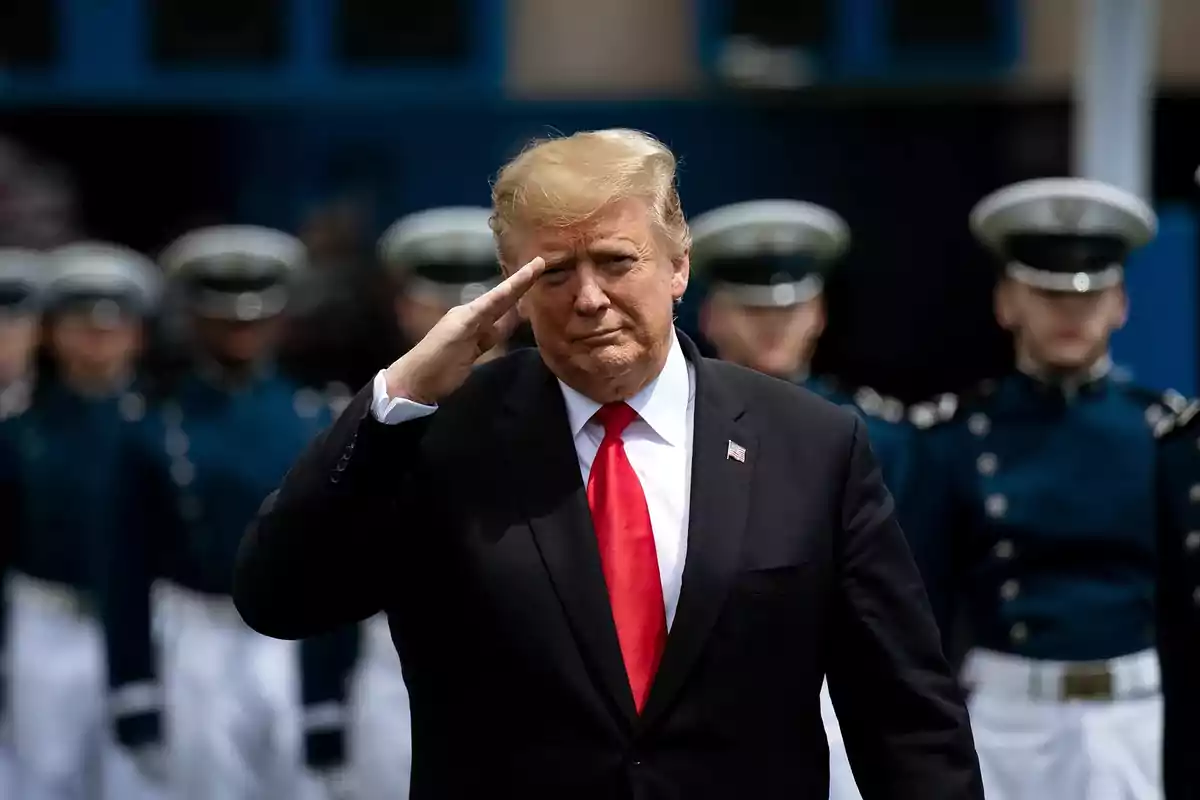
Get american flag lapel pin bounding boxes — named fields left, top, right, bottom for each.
left=726, top=440, right=746, bottom=462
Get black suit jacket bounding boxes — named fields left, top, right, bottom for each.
left=234, top=333, right=982, bottom=800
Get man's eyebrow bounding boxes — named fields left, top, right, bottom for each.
left=542, top=254, right=577, bottom=270
left=587, top=242, right=638, bottom=255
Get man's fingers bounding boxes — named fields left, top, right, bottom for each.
left=468, top=257, right=545, bottom=321
left=488, top=308, right=524, bottom=349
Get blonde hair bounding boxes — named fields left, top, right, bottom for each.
left=490, top=128, right=690, bottom=265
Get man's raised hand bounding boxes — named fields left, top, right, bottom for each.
left=383, top=257, right=546, bottom=405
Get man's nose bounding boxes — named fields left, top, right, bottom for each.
left=573, top=270, right=609, bottom=315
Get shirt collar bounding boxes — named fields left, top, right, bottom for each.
left=558, top=331, right=691, bottom=447
left=1016, top=351, right=1112, bottom=395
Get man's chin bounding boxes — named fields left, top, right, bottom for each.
left=1040, top=348, right=1102, bottom=373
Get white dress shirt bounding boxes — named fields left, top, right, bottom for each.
left=370, top=334, right=696, bottom=629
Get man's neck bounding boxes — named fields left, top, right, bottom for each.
left=59, top=366, right=132, bottom=398
left=196, top=355, right=271, bottom=392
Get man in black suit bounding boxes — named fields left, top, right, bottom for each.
left=233, top=128, right=983, bottom=800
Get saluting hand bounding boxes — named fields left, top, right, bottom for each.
left=383, top=256, right=546, bottom=405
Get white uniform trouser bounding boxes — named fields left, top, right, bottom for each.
left=0, top=717, right=13, bottom=800
left=963, top=648, right=1162, bottom=800
left=0, top=686, right=14, bottom=799
left=6, top=573, right=163, bottom=800
left=351, top=613, right=412, bottom=800
left=821, top=679, right=864, bottom=800
left=157, top=582, right=330, bottom=800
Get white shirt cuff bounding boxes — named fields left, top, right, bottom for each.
left=371, top=370, right=438, bottom=425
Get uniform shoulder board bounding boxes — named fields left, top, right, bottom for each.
left=0, top=381, right=32, bottom=421
left=905, top=378, right=999, bottom=430
left=907, top=392, right=959, bottom=429
left=118, top=391, right=146, bottom=423
left=1115, top=384, right=1190, bottom=434
left=851, top=385, right=908, bottom=424
left=1153, top=397, right=1200, bottom=440
left=1117, top=382, right=1187, bottom=411
left=323, top=382, right=353, bottom=419
left=292, top=387, right=325, bottom=420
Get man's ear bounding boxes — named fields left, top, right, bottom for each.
left=671, top=250, right=691, bottom=302
left=993, top=279, right=1017, bottom=331
left=1110, top=286, right=1129, bottom=331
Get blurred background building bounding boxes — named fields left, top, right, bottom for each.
left=0, top=0, right=1196, bottom=397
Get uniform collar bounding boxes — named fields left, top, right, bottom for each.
left=557, top=330, right=692, bottom=447
left=55, top=370, right=135, bottom=401
left=1016, top=352, right=1112, bottom=397
left=194, top=355, right=276, bottom=394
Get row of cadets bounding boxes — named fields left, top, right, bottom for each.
left=1, top=243, right=164, bottom=800
left=0, top=248, right=44, bottom=420
left=688, top=198, right=924, bottom=800
left=0, top=247, right=46, bottom=795
left=102, top=226, right=357, bottom=800
left=904, top=177, right=1182, bottom=800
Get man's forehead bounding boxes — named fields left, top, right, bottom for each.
left=535, top=201, right=650, bottom=246
left=534, top=228, right=643, bottom=256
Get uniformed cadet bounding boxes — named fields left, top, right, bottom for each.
left=1155, top=399, right=1200, bottom=800
left=340, top=205, right=507, bottom=800
left=689, top=199, right=919, bottom=800
left=0, top=248, right=44, bottom=419
left=102, top=226, right=355, bottom=800
left=906, top=178, right=1174, bottom=800
left=0, top=247, right=46, bottom=796
left=385, top=205, right=509, bottom=365
left=2, top=243, right=163, bottom=800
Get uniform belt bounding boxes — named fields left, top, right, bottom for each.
left=7, top=572, right=95, bottom=618
left=962, top=648, right=1160, bottom=703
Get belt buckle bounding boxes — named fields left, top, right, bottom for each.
left=1060, top=662, right=1114, bottom=700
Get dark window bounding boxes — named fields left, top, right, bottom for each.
left=725, top=0, right=830, bottom=49
left=149, top=0, right=285, bottom=66
left=0, top=0, right=58, bottom=68
left=889, top=0, right=998, bottom=49
left=337, top=0, right=471, bottom=66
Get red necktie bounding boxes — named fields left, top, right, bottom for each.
left=587, top=402, right=667, bottom=713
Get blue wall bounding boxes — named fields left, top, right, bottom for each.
left=1112, top=205, right=1198, bottom=395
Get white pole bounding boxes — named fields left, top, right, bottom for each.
left=1071, top=0, right=1159, bottom=200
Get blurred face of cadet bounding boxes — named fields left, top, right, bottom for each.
left=994, top=279, right=1128, bottom=372
left=50, top=312, right=142, bottom=387
left=193, top=316, right=285, bottom=366
left=0, top=312, right=38, bottom=384
left=700, top=291, right=827, bottom=380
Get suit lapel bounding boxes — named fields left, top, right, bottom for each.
left=641, top=335, right=756, bottom=728
left=499, top=355, right=639, bottom=727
